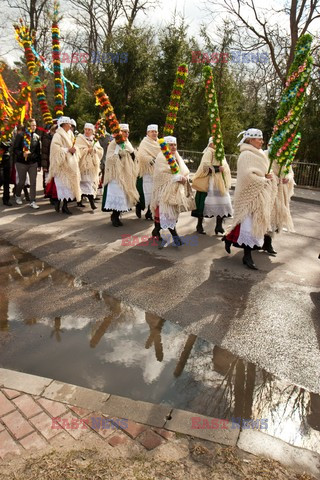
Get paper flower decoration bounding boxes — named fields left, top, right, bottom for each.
left=94, top=86, right=126, bottom=146
left=52, top=0, right=64, bottom=117
left=163, top=64, right=188, bottom=136
left=158, top=138, right=180, bottom=174
left=268, top=34, right=313, bottom=173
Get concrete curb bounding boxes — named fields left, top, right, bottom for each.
left=0, top=368, right=319, bottom=478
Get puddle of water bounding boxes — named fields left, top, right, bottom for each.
left=0, top=239, right=319, bottom=454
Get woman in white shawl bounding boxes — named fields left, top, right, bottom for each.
left=48, top=116, right=81, bottom=215
left=102, top=124, right=139, bottom=226
left=135, top=124, right=160, bottom=220
left=191, top=137, right=233, bottom=235
left=151, top=136, right=195, bottom=248
left=223, top=128, right=277, bottom=270
left=75, top=122, right=103, bottom=210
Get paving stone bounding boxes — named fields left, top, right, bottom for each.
left=137, top=429, right=164, bottom=451
left=49, top=431, right=75, bottom=449
left=86, top=413, right=115, bottom=439
left=108, top=433, right=130, bottom=447
left=0, top=392, right=15, bottom=417
left=70, top=406, right=92, bottom=418
left=2, top=389, right=21, bottom=400
left=0, top=422, right=5, bottom=432
left=29, top=411, right=60, bottom=440
left=38, top=397, right=68, bottom=418
left=42, top=381, right=109, bottom=412
left=102, top=395, right=171, bottom=428
left=1, top=410, right=34, bottom=440
left=20, top=431, right=48, bottom=451
left=56, top=412, right=89, bottom=440
left=0, top=369, right=52, bottom=396
left=152, top=427, right=176, bottom=440
left=119, top=419, right=148, bottom=439
left=13, top=394, right=43, bottom=418
left=238, top=429, right=320, bottom=479
left=0, top=430, right=22, bottom=459
left=165, top=409, right=239, bottom=447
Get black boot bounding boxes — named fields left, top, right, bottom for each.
left=145, top=206, right=153, bottom=220
left=152, top=222, right=166, bottom=249
left=88, top=195, right=97, bottom=210
left=215, top=215, right=225, bottom=235
left=111, top=210, right=119, bottom=227
left=62, top=199, right=72, bottom=215
left=168, top=227, right=185, bottom=247
left=243, top=246, right=258, bottom=270
left=262, top=234, right=277, bottom=255
left=196, top=217, right=206, bottom=235
left=222, top=236, right=232, bottom=254
left=135, top=203, right=142, bottom=218
left=54, top=199, right=61, bottom=213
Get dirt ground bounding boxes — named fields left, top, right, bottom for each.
left=0, top=441, right=316, bottom=480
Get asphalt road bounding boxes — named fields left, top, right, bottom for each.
left=0, top=189, right=319, bottom=394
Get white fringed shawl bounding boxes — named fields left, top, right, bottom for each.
left=48, top=127, right=82, bottom=202
left=75, top=134, right=103, bottom=190
left=151, top=151, right=195, bottom=217
left=104, top=139, right=139, bottom=205
left=192, top=147, right=232, bottom=195
left=136, top=136, right=160, bottom=177
left=229, top=144, right=278, bottom=238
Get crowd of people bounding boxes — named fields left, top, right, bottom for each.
left=0, top=119, right=295, bottom=270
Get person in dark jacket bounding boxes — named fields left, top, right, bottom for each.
left=41, top=124, right=57, bottom=194
left=13, top=118, right=41, bottom=209
left=0, top=138, right=12, bottom=206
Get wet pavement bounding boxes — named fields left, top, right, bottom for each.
left=1, top=239, right=320, bottom=455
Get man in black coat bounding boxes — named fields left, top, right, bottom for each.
left=0, top=139, right=12, bottom=206
left=13, top=118, right=41, bottom=209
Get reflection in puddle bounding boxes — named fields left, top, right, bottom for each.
left=0, top=239, right=319, bottom=454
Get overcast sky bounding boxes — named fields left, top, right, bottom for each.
left=0, top=0, right=319, bottom=66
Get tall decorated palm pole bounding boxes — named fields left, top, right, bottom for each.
left=268, top=34, right=313, bottom=176
left=51, top=0, right=64, bottom=118
left=203, top=65, right=226, bottom=186
left=158, top=63, right=188, bottom=175
left=14, top=20, right=53, bottom=127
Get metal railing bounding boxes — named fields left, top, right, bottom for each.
left=180, top=149, right=320, bottom=188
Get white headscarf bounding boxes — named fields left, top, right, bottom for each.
left=237, top=128, right=263, bottom=146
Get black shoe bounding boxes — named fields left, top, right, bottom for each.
left=152, top=224, right=167, bottom=249
left=196, top=218, right=206, bottom=235
left=222, top=236, right=231, bottom=254
left=215, top=216, right=225, bottom=235
left=242, top=257, right=258, bottom=270
left=172, top=236, right=185, bottom=246
left=62, top=200, right=72, bottom=215
left=243, top=247, right=258, bottom=270
left=262, top=234, right=277, bottom=255
left=111, top=212, right=119, bottom=227
left=88, top=195, right=97, bottom=210
left=135, top=203, right=142, bottom=219
left=54, top=200, right=61, bottom=213
left=169, top=228, right=184, bottom=247
left=3, top=200, right=12, bottom=206
left=145, top=207, right=153, bottom=221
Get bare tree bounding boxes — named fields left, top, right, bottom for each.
left=119, top=0, right=157, bottom=30
left=6, top=0, right=51, bottom=50
left=204, top=0, right=320, bottom=84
